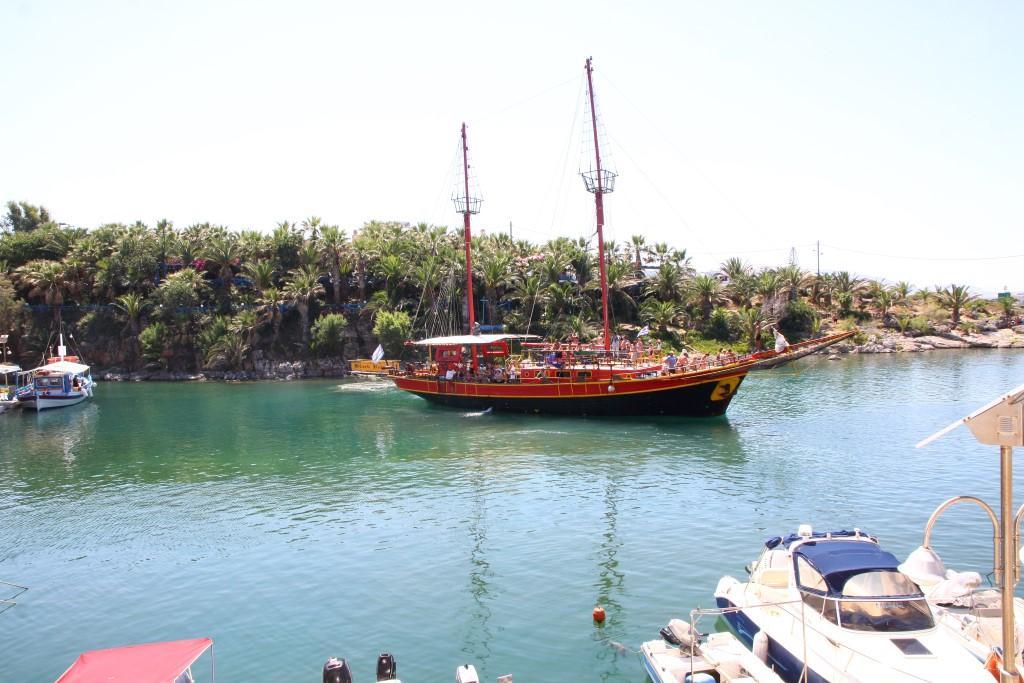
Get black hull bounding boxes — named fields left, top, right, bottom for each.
left=404, top=376, right=744, bottom=417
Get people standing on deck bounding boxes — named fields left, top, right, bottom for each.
left=665, top=352, right=678, bottom=373
left=611, top=334, right=620, bottom=358
left=771, top=326, right=790, bottom=353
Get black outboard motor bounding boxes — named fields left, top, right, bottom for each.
left=376, top=652, right=397, bottom=681
left=323, top=657, right=353, bottom=683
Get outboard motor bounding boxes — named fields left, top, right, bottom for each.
left=455, top=664, right=480, bottom=683
left=376, top=652, right=397, bottom=681
left=323, top=657, right=353, bottom=683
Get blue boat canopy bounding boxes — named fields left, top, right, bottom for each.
left=793, top=539, right=907, bottom=596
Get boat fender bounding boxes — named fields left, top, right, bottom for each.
left=455, top=664, right=480, bottom=683
left=606, top=384, right=615, bottom=393
left=323, top=657, right=353, bottom=683
left=752, top=630, right=769, bottom=663
left=376, top=652, right=397, bottom=681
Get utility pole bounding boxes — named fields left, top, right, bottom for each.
left=509, top=221, right=513, bottom=240
left=816, top=240, right=821, bottom=278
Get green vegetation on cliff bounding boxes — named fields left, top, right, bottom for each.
left=0, top=200, right=1017, bottom=372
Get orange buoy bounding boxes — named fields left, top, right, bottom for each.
left=593, top=605, right=606, bottom=623
left=984, top=649, right=1001, bottom=680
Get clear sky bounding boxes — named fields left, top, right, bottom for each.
left=2, top=1, right=1021, bottom=294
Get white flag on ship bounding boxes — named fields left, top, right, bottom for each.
left=371, top=344, right=385, bottom=362
left=637, top=326, right=650, bottom=338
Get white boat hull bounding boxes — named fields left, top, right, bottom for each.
left=642, top=629, right=783, bottom=683
left=715, top=574, right=995, bottom=683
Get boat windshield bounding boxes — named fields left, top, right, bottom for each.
left=836, top=570, right=933, bottom=632
left=841, top=570, right=922, bottom=598
left=837, top=597, right=933, bottom=632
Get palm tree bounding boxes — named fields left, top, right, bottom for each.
left=15, top=259, right=68, bottom=321
left=114, top=292, right=149, bottom=336
left=283, top=266, right=325, bottom=349
left=376, top=253, right=405, bottom=307
left=736, top=306, right=767, bottom=350
left=778, top=264, right=805, bottom=302
left=997, top=295, right=1017, bottom=326
left=229, top=309, right=260, bottom=349
left=875, top=289, right=894, bottom=317
left=595, top=259, right=638, bottom=318
left=719, top=257, right=751, bottom=283
left=203, top=236, right=241, bottom=289
left=640, top=298, right=682, bottom=332
left=893, top=281, right=913, bottom=305
left=477, top=252, right=512, bottom=325
left=690, top=274, right=725, bottom=324
left=644, top=262, right=688, bottom=303
left=257, top=286, right=286, bottom=350
left=318, top=225, right=351, bottom=305
left=511, top=273, right=544, bottom=334
left=302, top=216, right=323, bottom=240
left=652, top=242, right=671, bottom=265
left=243, top=260, right=276, bottom=295
left=938, top=284, right=977, bottom=326
left=630, top=234, right=647, bottom=272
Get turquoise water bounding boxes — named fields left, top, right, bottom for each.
left=2, top=351, right=1024, bottom=682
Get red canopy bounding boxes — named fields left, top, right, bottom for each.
left=56, top=638, right=212, bottom=683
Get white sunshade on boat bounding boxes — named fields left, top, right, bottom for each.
left=0, top=364, right=20, bottom=374
left=411, top=334, right=542, bottom=346
left=36, top=360, right=90, bottom=374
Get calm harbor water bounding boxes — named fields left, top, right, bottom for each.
left=3, top=351, right=1024, bottom=681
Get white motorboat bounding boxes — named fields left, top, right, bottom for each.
left=642, top=617, right=784, bottom=683
left=15, top=334, right=94, bottom=411
left=715, top=525, right=996, bottom=682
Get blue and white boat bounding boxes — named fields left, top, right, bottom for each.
left=714, top=525, right=995, bottom=683
left=642, top=617, right=784, bottom=683
left=16, top=336, right=94, bottom=411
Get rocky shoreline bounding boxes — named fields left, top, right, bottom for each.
left=830, top=326, right=1024, bottom=356
left=97, top=358, right=352, bottom=382
left=92, top=328, right=1024, bottom=382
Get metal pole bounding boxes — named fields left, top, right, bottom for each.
left=1002, top=444, right=1020, bottom=682
left=585, top=57, right=611, bottom=352
left=461, top=123, right=475, bottom=335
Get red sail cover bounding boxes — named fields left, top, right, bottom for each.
left=56, top=638, right=212, bottom=683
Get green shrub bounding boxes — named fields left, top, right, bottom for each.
left=703, top=307, right=738, bottom=341
left=907, top=316, right=932, bottom=336
left=373, top=309, right=412, bottom=357
left=139, top=322, right=171, bottom=367
left=310, top=313, right=348, bottom=357
left=778, top=299, right=817, bottom=339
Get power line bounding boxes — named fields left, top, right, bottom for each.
left=821, top=243, right=1024, bottom=262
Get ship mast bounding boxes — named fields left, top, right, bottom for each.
left=582, top=57, right=616, bottom=352
left=455, top=123, right=482, bottom=368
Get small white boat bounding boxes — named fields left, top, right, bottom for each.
left=15, top=334, right=94, bottom=411
left=0, top=361, right=20, bottom=413
left=642, top=618, right=784, bottom=683
left=715, top=525, right=996, bottom=682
